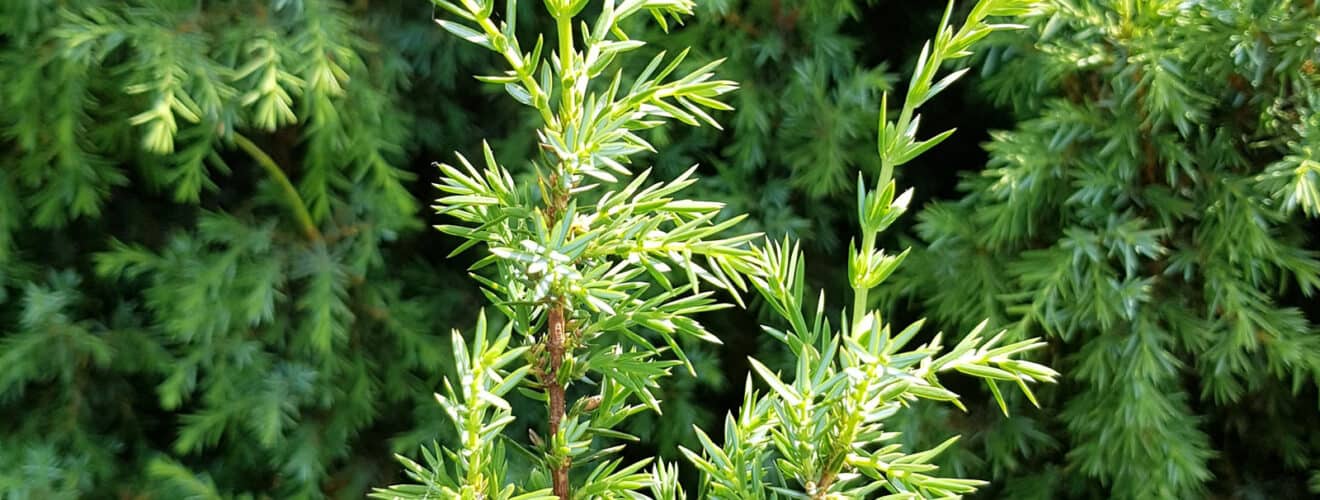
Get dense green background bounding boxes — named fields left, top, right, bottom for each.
left=2, top=0, right=1318, bottom=498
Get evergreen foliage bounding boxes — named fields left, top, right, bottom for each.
left=0, top=0, right=484, bottom=497
left=644, top=0, right=895, bottom=242
left=896, top=1, right=1320, bottom=498
left=373, top=0, right=1054, bottom=498
left=603, top=0, right=917, bottom=456
left=1, top=0, right=966, bottom=497
left=15, top=0, right=1320, bottom=497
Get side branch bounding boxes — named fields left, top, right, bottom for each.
left=232, top=133, right=323, bottom=242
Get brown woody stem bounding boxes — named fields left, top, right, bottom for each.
left=547, top=303, right=570, bottom=499
left=542, top=168, right=572, bottom=498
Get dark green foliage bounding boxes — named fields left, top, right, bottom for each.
left=896, top=1, right=1320, bottom=498
left=2, top=0, right=950, bottom=496
left=640, top=1, right=897, bottom=247
left=374, top=0, right=1053, bottom=498
left=11, top=0, right=1319, bottom=497
left=0, top=0, right=482, bottom=497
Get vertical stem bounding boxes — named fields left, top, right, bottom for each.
left=547, top=303, right=570, bottom=499
left=557, top=16, right=572, bottom=76
left=877, top=160, right=895, bottom=196
left=556, top=15, right=574, bottom=119
left=546, top=11, right=577, bottom=499
left=851, top=220, right=878, bottom=332
left=853, top=144, right=896, bottom=332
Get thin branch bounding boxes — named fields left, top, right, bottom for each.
left=232, top=132, right=323, bottom=242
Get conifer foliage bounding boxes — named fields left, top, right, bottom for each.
left=644, top=0, right=897, bottom=242
left=898, top=1, right=1320, bottom=497
left=607, top=0, right=914, bottom=454
left=0, top=0, right=472, bottom=497
left=373, top=0, right=1054, bottom=498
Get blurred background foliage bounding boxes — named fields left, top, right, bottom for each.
left=889, top=1, right=1320, bottom=498
left=1, top=0, right=1318, bottom=498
